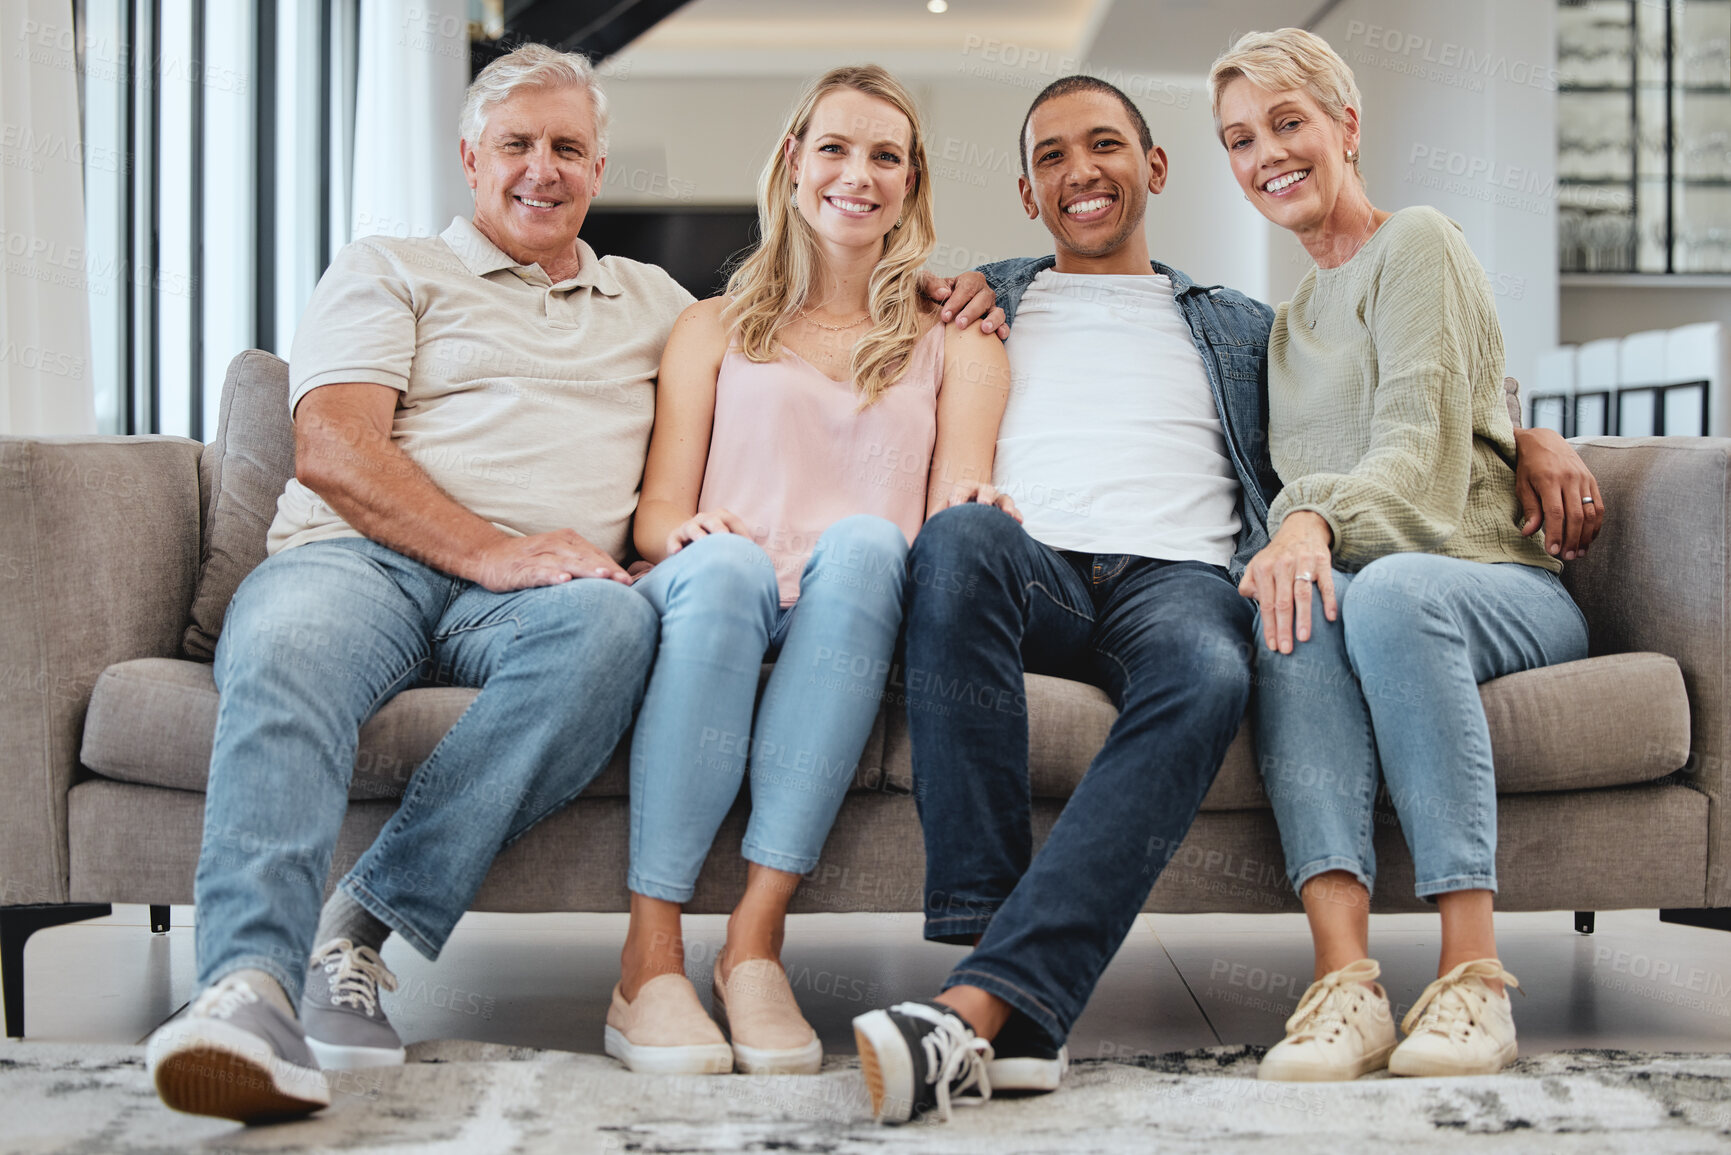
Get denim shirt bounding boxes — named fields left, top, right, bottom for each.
left=978, top=255, right=1281, bottom=580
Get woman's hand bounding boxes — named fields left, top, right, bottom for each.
left=1239, top=511, right=1337, bottom=653
left=1512, top=426, right=1603, bottom=560
left=942, top=480, right=1022, bottom=523
left=666, top=508, right=750, bottom=556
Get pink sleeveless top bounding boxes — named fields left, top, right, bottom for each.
left=698, top=323, right=945, bottom=605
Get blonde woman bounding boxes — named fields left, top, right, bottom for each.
left=605, top=66, right=1014, bottom=1076
left=1209, top=29, right=1593, bottom=1081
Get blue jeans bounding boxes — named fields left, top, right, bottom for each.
left=195, top=537, right=658, bottom=1002
left=1254, top=553, right=1589, bottom=899
left=905, top=504, right=1254, bottom=1048
left=628, top=515, right=909, bottom=901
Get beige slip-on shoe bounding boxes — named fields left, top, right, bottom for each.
left=604, top=973, right=733, bottom=1074
left=713, top=957, right=823, bottom=1074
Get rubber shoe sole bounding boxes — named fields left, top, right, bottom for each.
left=987, top=1046, right=1069, bottom=1093
left=1258, top=1039, right=1395, bottom=1082
left=852, top=1010, right=918, bottom=1124
left=306, top=1036, right=407, bottom=1071
left=603, top=1025, right=732, bottom=1074
left=730, top=1036, right=823, bottom=1075
left=1388, top=1037, right=1516, bottom=1077
left=149, top=1020, right=329, bottom=1123
left=713, top=993, right=823, bottom=1075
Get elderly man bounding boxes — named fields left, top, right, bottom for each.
left=144, top=44, right=690, bottom=1122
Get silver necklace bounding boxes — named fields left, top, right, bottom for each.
left=1309, top=207, right=1379, bottom=330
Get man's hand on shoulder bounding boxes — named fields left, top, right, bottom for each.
left=919, top=269, right=1008, bottom=340
left=1513, top=426, right=1603, bottom=560
left=471, top=529, right=635, bottom=592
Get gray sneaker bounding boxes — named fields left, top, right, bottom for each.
left=300, top=938, right=406, bottom=1070
left=148, top=973, right=331, bottom=1122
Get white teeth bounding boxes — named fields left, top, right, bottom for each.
left=1065, top=196, right=1112, bottom=215
left=827, top=197, right=876, bottom=215
left=519, top=197, right=556, bottom=208
left=1264, top=170, right=1309, bottom=193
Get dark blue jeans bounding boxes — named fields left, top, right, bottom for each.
left=904, top=504, right=1254, bottom=1048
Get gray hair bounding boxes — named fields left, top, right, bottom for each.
left=460, top=43, right=611, bottom=157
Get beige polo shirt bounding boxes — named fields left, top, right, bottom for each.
left=267, top=216, right=694, bottom=560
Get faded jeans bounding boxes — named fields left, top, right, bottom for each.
left=1253, top=553, right=1588, bottom=899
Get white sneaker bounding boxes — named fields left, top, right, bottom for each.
left=1389, top=959, right=1519, bottom=1077
left=1257, top=958, right=1396, bottom=1082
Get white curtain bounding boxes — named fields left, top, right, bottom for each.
left=0, top=0, right=97, bottom=436
left=349, top=0, right=472, bottom=243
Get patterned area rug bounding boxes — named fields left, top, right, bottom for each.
left=4, top=1040, right=1730, bottom=1154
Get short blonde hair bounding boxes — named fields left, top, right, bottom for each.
left=461, top=43, right=610, bottom=156
left=1208, top=28, right=1361, bottom=141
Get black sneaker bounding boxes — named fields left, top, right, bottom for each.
left=985, top=1013, right=1069, bottom=1094
left=851, top=1000, right=993, bottom=1124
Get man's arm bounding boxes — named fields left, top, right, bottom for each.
left=919, top=269, right=1007, bottom=337
left=294, top=383, right=632, bottom=590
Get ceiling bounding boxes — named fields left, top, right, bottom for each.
left=607, top=0, right=1329, bottom=79
left=612, top=0, right=1111, bottom=78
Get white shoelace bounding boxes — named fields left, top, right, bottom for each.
left=893, top=1003, right=994, bottom=1123
left=191, top=975, right=261, bottom=1019
left=1401, top=959, right=1519, bottom=1042
left=311, top=939, right=399, bottom=1016
left=1282, top=957, right=1383, bottom=1044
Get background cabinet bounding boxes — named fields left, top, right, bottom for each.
left=1558, top=0, right=1731, bottom=274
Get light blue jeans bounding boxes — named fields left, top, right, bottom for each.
left=1253, top=553, right=1588, bottom=899
left=627, top=515, right=909, bottom=901
left=195, top=537, right=659, bottom=1002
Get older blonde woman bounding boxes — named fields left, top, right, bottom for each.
left=1209, top=29, right=1593, bottom=1081
left=607, top=65, right=1014, bottom=1077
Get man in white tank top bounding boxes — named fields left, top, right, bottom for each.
left=852, top=76, right=1604, bottom=1124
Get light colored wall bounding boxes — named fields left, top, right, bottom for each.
left=1296, top=0, right=1560, bottom=393
left=598, top=71, right=1269, bottom=296
left=1559, top=285, right=1731, bottom=345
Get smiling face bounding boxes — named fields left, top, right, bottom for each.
left=785, top=87, right=915, bottom=254
left=1218, top=78, right=1360, bottom=238
left=1018, top=89, right=1167, bottom=274
left=460, top=83, right=605, bottom=274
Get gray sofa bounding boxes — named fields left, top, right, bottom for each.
left=3, top=350, right=1728, bottom=1039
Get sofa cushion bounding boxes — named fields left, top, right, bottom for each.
left=82, top=652, right=1687, bottom=808
left=81, top=658, right=629, bottom=800
left=182, top=351, right=297, bottom=661
left=79, top=657, right=889, bottom=799
left=878, top=654, right=1689, bottom=806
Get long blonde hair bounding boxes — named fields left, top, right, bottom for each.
left=723, top=65, right=936, bottom=406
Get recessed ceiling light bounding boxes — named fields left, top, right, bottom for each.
left=927, top=0, right=948, bottom=12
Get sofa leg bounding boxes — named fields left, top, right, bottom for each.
left=2, top=903, right=114, bottom=1038
left=1659, top=908, right=1731, bottom=932
left=149, top=906, right=170, bottom=934
left=1574, top=911, right=1594, bottom=935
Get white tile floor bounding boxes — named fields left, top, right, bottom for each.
left=14, top=905, right=1731, bottom=1060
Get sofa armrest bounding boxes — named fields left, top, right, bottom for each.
left=1566, top=437, right=1731, bottom=906
left=0, top=436, right=203, bottom=905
